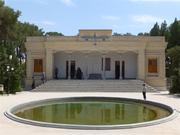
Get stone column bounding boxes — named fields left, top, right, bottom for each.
left=46, top=49, right=53, bottom=80
left=159, top=52, right=166, bottom=78
left=68, top=53, right=72, bottom=80
left=137, top=49, right=145, bottom=80
left=85, top=53, right=89, bottom=80
left=119, top=53, right=122, bottom=80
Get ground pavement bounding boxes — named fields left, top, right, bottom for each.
left=0, top=91, right=180, bottom=135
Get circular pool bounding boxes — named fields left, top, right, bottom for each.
left=5, top=97, right=177, bottom=129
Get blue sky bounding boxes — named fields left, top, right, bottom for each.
left=4, top=0, right=180, bottom=35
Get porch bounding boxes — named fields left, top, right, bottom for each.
left=53, top=51, right=138, bottom=80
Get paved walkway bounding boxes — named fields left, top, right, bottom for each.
left=0, top=91, right=180, bottom=135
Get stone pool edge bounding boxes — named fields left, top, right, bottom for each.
left=4, top=97, right=179, bottom=130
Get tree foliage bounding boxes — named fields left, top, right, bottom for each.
left=45, top=32, right=63, bottom=36
left=150, top=22, right=161, bottom=36
left=160, top=21, right=168, bottom=36
left=14, top=22, right=44, bottom=52
left=0, top=41, right=24, bottom=93
left=167, top=46, right=180, bottom=93
left=0, top=1, right=21, bottom=40
left=168, top=18, right=180, bottom=48
left=15, top=22, right=44, bottom=40
left=0, top=1, right=44, bottom=93
left=113, top=32, right=122, bottom=36
left=138, top=32, right=150, bottom=36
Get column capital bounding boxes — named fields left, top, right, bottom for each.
left=46, top=49, right=53, bottom=55
left=138, top=48, right=145, bottom=54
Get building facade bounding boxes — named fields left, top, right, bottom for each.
left=25, top=29, right=167, bottom=90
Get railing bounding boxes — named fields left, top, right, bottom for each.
left=167, top=78, right=172, bottom=90
left=145, top=84, right=158, bottom=92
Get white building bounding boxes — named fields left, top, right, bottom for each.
left=25, top=29, right=167, bottom=90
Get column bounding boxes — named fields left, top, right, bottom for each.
left=119, top=62, right=122, bottom=80
left=119, top=53, right=122, bottom=80
left=137, top=49, right=145, bottom=80
left=102, top=55, right=106, bottom=80
left=85, top=53, right=89, bottom=80
left=46, top=49, right=53, bottom=80
left=159, top=52, right=166, bottom=78
left=68, top=53, right=72, bottom=80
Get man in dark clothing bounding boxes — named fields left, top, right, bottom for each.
left=142, top=83, right=147, bottom=100
left=76, top=67, right=82, bottom=79
left=55, top=67, right=58, bottom=79
left=32, top=77, right=35, bottom=89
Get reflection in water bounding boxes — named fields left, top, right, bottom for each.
left=15, top=101, right=170, bottom=125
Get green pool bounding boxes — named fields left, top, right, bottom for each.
left=14, top=98, right=171, bottom=125
left=5, top=97, right=175, bottom=129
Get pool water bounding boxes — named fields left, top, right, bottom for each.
left=15, top=101, right=171, bottom=125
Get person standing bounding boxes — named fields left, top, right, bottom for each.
left=76, top=67, right=82, bottom=79
left=32, top=77, right=35, bottom=89
left=41, top=72, right=46, bottom=84
left=142, top=83, right=147, bottom=100
left=55, top=67, right=59, bottom=79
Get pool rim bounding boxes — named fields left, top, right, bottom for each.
left=4, top=96, right=178, bottom=130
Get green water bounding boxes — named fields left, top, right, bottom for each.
left=15, top=101, right=170, bottom=125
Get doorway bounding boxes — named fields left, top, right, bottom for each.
left=115, top=61, right=120, bottom=79
left=66, top=61, right=69, bottom=79
left=70, top=61, right=76, bottom=79
left=66, top=60, right=76, bottom=79
left=122, top=61, right=125, bottom=79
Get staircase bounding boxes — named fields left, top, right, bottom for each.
left=32, top=80, right=156, bottom=92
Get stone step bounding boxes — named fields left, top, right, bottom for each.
left=32, top=79, right=156, bottom=92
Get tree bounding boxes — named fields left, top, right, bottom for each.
left=160, top=20, right=168, bottom=36
left=15, top=22, right=44, bottom=39
left=160, top=20, right=170, bottom=42
left=0, top=41, right=23, bottom=93
left=167, top=46, right=180, bottom=93
left=123, top=33, right=133, bottom=36
left=0, top=1, right=44, bottom=93
left=168, top=18, right=180, bottom=48
left=14, top=22, right=44, bottom=53
left=138, top=32, right=150, bottom=36
left=113, top=32, right=122, bottom=36
left=0, top=1, right=21, bottom=40
left=150, top=22, right=161, bottom=36
left=45, top=32, right=63, bottom=36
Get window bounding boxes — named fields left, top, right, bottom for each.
left=148, top=58, right=158, bottom=73
left=34, top=59, right=43, bottom=72
left=105, top=58, right=111, bottom=71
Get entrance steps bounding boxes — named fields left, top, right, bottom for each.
left=32, top=80, right=156, bottom=92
